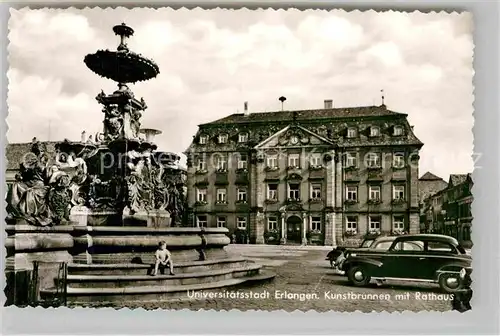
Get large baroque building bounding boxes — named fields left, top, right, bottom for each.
left=185, top=100, right=424, bottom=246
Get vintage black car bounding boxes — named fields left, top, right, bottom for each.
left=340, top=234, right=472, bottom=293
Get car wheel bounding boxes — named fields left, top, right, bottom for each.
left=347, top=265, right=371, bottom=286
left=439, top=273, right=464, bottom=293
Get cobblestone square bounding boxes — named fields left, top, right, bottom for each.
left=122, top=245, right=454, bottom=312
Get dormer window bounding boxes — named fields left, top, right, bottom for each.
left=238, top=133, right=248, bottom=143
left=393, top=125, right=404, bottom=136
left=199, top=135, right=208, bottom=145
left=218, top=134, right=228, bottom=144
left=370, top=126, right=380, bottom=137
left=347, top=127, right=357, bottom=138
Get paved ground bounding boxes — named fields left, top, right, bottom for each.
left=130, top=245, right=454, bottom=312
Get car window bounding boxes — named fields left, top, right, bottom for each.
left=427, top=241, right=456, bottom=253
left=392, top=240, right=424, bottom=251
left=372, top=241, right=393, bottom=250
left=403, top=241, right=424, bottom=251
left=360, top=239, right=374, bottom=248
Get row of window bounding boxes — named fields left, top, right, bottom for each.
left=267, top=183, right=323, bottom=201
left=195, top=152, right=407, bottom=171
left=344, top=152, right=405, bottom=169
left=197, top=187, right=248, bottom=203
left=197, top=154, right=248, bottom=171
left=345, top=215, right=405, bottom=232
left=196, top=214, right=406, bottom=232
left=197, top=125, right=405, bottom=145
left=196, top=184, right=407, bottom=204
left=346, top=185, right=406, bottom=202
left=198, top=133, right=249, bottom=145
left=197, top=184, right=319, bottom=204
left=346, top=125, right=404, bottom=138
left=195, top=215, right=322, bottom=231
left=196, top=215, right=247, bottom=229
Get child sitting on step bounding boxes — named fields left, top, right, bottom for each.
left=152, top=241, right=175, bottom=276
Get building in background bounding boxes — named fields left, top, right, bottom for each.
left=442, top=174, right=473, bottom=247
left=418, top=171, right=448, bottom=233
left=185, top=100, right=424, bottom=246
left=5, top=141, right=59, bottom=185
left=420, top=173, right=473, bottom=247
left=418, top=172, right=448, bottom=204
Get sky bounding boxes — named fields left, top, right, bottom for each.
left=7, top=8, right=474, bottom=180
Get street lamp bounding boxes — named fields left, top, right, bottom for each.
left=440, top=210, right=447, bottom=235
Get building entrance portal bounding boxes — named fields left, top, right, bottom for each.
left=286, top=215, right=302, bottom=244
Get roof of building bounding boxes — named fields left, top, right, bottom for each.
left=449, top=173, right=472, bottom=187
left=419, top=171, right=446, bottom=181
left=5, top=141, right=58, bottom=170
left=202, top=105, right=406, bottom=126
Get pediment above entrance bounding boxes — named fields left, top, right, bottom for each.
left=285, top=203, right=304, bottom=211
left=254, top=124, right=335, bottom=149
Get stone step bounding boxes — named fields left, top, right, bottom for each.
left=65, top=264, right=261, bottom=288
left=72, top=249, right=230, bottom=264
left=42, top=270, right=276, bottom=304
left=68, top=258, right=248, bottom=276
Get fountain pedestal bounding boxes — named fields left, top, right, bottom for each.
left=122, top=208, right=171, bottom=227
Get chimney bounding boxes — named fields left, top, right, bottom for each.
left=324, top=99, right=333, bottom=109
left=244, top=101, right=249, bottom=115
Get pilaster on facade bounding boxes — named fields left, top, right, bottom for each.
left=250, top=211, right=265, bottom=244
left=326, top=150, right=336, bottom=209
left=280, top=214, right=286, bottom=244
left=249, top=155, right=259, bottom=208
left=255, top=160, right=265, bottom=208
left=302, top=212, right=308, bottom=245
left=335, top=154, right=343, bottom=209
left=324, top=212, right=336, bottom=246
left=410, top=156, right=420, bottom=209
left=409, top=212, right=420, bottom=234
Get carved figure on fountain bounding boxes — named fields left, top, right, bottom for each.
left=125, top=103, right=143, bottom=139
left=102, top=104, right=123, bottom=142
left=163, top=168, right=187, bottom=226
left=88, top=175, right=120, bottom=210
left=123, top=151, right=155, bottom=213
left=54, top=151, right=89, bottom=206
left=46, top=172, right=72, bottom=225
left=6, top=139, right=74, bottom=226
left=151, top=164, right=168, bottom=210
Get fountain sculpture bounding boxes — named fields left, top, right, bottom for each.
left=7, top=23, right=184, bottom=228
left=5, top=23, right=274, bottom=306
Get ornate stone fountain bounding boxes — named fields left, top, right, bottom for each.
left=5, top=24, right=274, bottom=306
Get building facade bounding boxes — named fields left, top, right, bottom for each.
left=420, top=173, right=473, bottom=247
left=185, top=101, right=424, bottom=246
left=418, top=172, right=448, bottom=204
left=418, top=172, right=448, bottom=232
